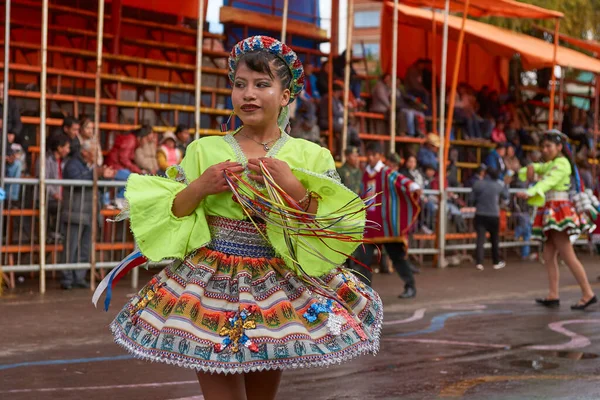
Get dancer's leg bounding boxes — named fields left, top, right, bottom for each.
left=197, top=372, right=246, bottom=400
left=245, top=370, right=282, bottom=400
left=552, top=230, right=595, bottom=302
left=542, top=234, right=559, bottom=300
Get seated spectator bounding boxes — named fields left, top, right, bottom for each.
left=318, top=82, right=360, bottom=151
left=452, top=84, right=483, bottom=140
left=38, top=134, right=70, bottom=242
left=1, top=79, right=23, bottom=204
left=316, top=60, right=330, bottom=96
left=417, top=133, right=440, bottom=171
left=447, top=148, right=460, bottom=188
left=105, top=126, right=145, bottom=206
left=333, top=50, right=362, bottom=103
left=484, top=143, right=507, bottom=179
left=404, top=59, right=430, bottom=107
left=397, top=79, right=426, bottom=138
left=291, top=113, right=320, bottom=145
left=134, top=127, right=159, bottom=175
left=399, top=154, right=424, bottom=189
left=0, top=80, right=23, bottom=147
left=174, top=124, right=191, bottom=156
left=297, top=63, right=320, bottom=119
left=79, top=118, right=103, bottom=166
left=61, top=141, right=115, bottom=290
left=503, top=144, right=521, bottom=173
left=157, top=131, right=183, bottom=173
left=491, top=119, right=507, bottom=144
left=370, top=74, right=392, bottom=115
left=59, top=116, right=81, bottom=157
left=4, top=146, right=21, bottom=206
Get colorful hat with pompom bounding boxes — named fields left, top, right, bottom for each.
left=228, top=35, right=305, bottom=103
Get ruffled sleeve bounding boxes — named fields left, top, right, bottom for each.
left=525, top=158, right=571, bottom=206
left=267, top=147, right=366, bottom=277
left=125, top=140, right=211, bottom=261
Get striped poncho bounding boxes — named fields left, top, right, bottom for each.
left=362, top=165, right=421, bottom=241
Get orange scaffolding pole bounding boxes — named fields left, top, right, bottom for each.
left=443, top=0, right=470, bottom=172
left=431, top=7, right=437, bottom=134
left=548, top=18, right=560, bottom=129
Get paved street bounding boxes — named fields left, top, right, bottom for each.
left=2, top=256, right=600, bottom=399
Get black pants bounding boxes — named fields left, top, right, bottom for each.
left=475, top=215, right=500, bottom=265
left=351, top=243, right=415, bottom=289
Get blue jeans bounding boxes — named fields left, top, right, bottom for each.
left=6, top=160, right=22, bottom=201
left=114, top=169, right=131, bottom=198
left=515, top=222, right=532, bottom=258
left=401, top=109, right=425, bottom=137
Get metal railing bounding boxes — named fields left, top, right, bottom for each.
left=3, top=180, right=580, bottom=293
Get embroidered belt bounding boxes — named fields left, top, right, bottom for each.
left=206, top=216, right=276, bottom=259
left=546, top=191, right=569, bottom=202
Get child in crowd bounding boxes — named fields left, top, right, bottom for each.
left=156, top=131, right=183, bottom=173
left=491, top=119, right=507, bottom=144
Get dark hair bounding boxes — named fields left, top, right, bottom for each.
left=365, top=142, right=383, bottom=154
left=423, top=164, right=436, bottom=172
left=235, top=51, right=292, bottom=93
left=381, top=73, right=391, bottom=81
left=62, top=116, right=79, bottom=128
left=48, top=133, right=70, bottom=152
left=486, top=167, right=499, bottom=181
left=541, top=129, right=577, bottom=178
left=403, top=154, right=417, bottom=165
left=134, top=124, right=152, bottom=138
left=175, top=124, right=188, bottom=136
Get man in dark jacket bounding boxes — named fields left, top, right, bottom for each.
left=0, top=80, right=23, bottom=145
left=472, top=168, right=509, bottom=271
left=60, top=141, right=115, bottom=290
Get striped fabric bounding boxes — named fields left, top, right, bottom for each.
left=380, top=170, right=421, bottom=239
left=110, top=218, right=382, bottom=374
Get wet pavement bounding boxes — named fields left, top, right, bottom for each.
left=2, top=255, right=600, bottom=399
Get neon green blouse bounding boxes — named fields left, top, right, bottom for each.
left=518, top=156, right=571, bottom=206
left=125, top=131, right=365, bottom=277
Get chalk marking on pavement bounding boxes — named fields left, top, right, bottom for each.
left=441, top=304, right=487, bottom=310
left=392, top=310, right=512, bottom=337
left=0, top=381, right=199, bottom=394
left=0, top=355, right=134, bottom=371
left=383, top=338, right=509, bottom=349
left=439, top=375, right=600, bottom=397
left=383, top=308, right=426, bottom=325
left=528, top=319, right=600, bottom=351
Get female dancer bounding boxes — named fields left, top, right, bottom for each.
left=95, top=36, right=381, bottom=400
left=517, top=130, right=596, bottom=310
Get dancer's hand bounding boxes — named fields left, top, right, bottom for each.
left=194, top=161, right=244, bottom=196
left=515, top=191, right=529, bottom=199
left=247, top=157, right=305, bottom=201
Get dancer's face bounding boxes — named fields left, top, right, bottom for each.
left=541, top=140, right=561, bottom=161
left=232, top=62, right=290, bottom=128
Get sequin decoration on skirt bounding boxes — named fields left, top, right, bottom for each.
left=110, top=217, right=382, bottom=374
left=532, top=200, right=595, bottom=243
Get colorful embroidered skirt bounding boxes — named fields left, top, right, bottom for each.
left=110, top=216, right=382, bottom=374
left=532, top=197, right=595, bottom=243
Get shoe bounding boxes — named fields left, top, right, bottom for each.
left=61, top=284, right=73, bottom=290
left=398, top=287, right=416, bottom=299
left=571, top=295, right=597, bottom=311
left=476, top=264, right=484, bottom=271
left=74, top=281, right=90, bottom=289
left=535, top=298, right=560, bottom=308
left=493, top=261, right=506, bottom=270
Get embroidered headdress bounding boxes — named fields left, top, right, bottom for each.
left=228, top=35, right=305, bottom=103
